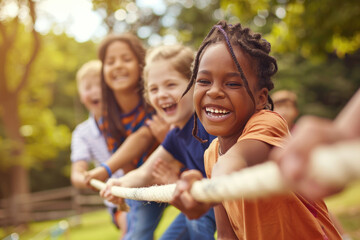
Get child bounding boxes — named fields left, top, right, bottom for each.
left=96, top=33, right=169, bottom=240
left=171, top=21, right=342, bottom=239
left=101, top=44, right=217, bottom=239
left=272, top=89, right=299, bottom=130
left=70, top=60, right=127, bottom=236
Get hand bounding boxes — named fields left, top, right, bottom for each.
left=271, top=116, right=345, bottom=200
left=170, top=170, right=213, bottom=219
left=146, top=114, right=170, bottom=143
left=151, top=158, right=181, bottom=184
left=84, top=166, right=109, bottom=187
left=99, top=178, right=126, bottom=206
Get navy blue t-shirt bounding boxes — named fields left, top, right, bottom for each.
left=161, top=115, right=216, bottom=177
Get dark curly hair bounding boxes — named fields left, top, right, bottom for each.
left=183, top=20, right=278, bottom=142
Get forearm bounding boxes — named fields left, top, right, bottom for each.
left=106, top=126, right=156, bottom=173
left=117, top=167, right=154, bottom=188
left=212, top=140, right=271, bottom=177
left=71, top=161, right=88, bottom=189
left=335, top=89, right=360, bottom=139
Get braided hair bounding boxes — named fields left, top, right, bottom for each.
left=183, top=20, right=278, bottom=142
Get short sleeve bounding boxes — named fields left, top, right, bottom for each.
left=70, top=126, right=92, bottom=163
left=204, top=138, right=219, bottom=179
left=161, top=128, right=183, bottom=164
left=238, top=110, right=289, bottom=148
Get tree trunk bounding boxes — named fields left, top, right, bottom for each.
left=0, top=94, right=31, bottom=226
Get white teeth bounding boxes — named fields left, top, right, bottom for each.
left=161, top=103, right=174, bottom=108
left=205, top=107, right=229, bottom=114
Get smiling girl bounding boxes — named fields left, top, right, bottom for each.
left=101, top=44, right=217, bottom=240
left=171, top=21, right=342, bottom=240
left=95, top=33, right=170, bottom=240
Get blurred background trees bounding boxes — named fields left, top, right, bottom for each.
left=0, top=0, right=359, bottom=226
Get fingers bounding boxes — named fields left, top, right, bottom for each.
left=99, top=179, right=124, bottom=205
left=271, top=115, right=343, bottom=199
left=170, top=170, right=209, bottom=219
left=146, top=114, right=170, bottom=143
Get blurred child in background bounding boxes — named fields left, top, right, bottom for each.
left=272, top=90, right=299, bottom=130
left=70, top=60, right=127, bottom=237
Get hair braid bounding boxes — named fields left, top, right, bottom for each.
left=185, top=20, right=278, bottom=142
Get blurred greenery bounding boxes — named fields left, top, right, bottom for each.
left=0, top=0, right=359, bottom=227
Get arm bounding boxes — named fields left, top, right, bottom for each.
left=71, top=160, right=89, bottom=189
left=171, top=139, right=272, bottom=219
left=146, top=113, right=171, bottom=143
left=212, top=139, right=272, bottom=177
left=116, top=145, right=181, bottom=188
left=272, top=89, right=360, bottom=199
left=100, top=145, right=182, bottom=203
left=86, top=125, right=160, bottom=182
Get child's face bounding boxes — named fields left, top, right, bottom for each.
left=147, top=60, right=194, bottom=128
left=194, top=42, right=266, bottom=138
left=274, top=100, right=298, bottom=128
left=78, top=73, right=102, bottom=118
left=103, top=41, right=140, bottom=93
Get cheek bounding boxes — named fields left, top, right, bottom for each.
left=148, top=94, right=157, bottom=108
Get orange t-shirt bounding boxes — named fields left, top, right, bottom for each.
left=205, top=110, right=341, bottom=240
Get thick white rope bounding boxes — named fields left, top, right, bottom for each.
left=91, top=140, right=360, bottom=203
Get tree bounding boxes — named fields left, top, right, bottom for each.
left=0, top=0, right=71, bottom=226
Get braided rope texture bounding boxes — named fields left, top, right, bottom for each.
left=91, top=140, right=360, bottom=203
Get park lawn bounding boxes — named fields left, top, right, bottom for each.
left=1, top=182, right=359, bottom=240
left=325, top=180, right=360, bottom=240
left=1, top=205, right=181, bottom=240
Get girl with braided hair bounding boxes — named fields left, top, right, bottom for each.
left=171, top=21, right=341, bottom=239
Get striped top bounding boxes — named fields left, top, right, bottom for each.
left=99, top=101, right=157, bottom=168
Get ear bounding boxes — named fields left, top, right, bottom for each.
left=255, top=87, right=268, bottom=110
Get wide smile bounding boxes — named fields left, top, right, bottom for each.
left=204, top=106, right=231, bottom=121
left=161, top=102, right=177, bottom=115
left=91, top=99, right=100, bottom=106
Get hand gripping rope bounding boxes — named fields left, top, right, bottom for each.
left=91, top=140, right=360, bottom=204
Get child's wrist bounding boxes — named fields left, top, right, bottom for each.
left=100, top=163, right=112, bottom=178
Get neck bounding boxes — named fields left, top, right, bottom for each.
left=114, top=91, right=141, bottom=114
left=217, top=133, right=242, bottom=155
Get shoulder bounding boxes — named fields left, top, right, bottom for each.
left=72, top=118, right=92, bottom=135
left=240, top=110, right=290, bottom=148
left=248, top=110, right=287, bottom=127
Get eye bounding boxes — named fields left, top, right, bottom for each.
left=122, top=55, right=133, bottom=62
left=226, top=81, right=242, bottom=88
left=104, top=58, right=114, bottom=65
left=167, top=82, right=177, bottom=88
left=149, top=87, right=158, bottom=93
left=196, top=78, right=211, bottom=85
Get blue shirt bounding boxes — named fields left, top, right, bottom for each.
left=161, top=115, right=216, bottom=177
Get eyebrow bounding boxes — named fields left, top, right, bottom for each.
left=198, top=70, right=242, bottom=78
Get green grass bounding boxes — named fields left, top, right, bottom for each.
left=0, top=205, right=181, bottom=240
left=2, top=182, right=359, bottom=240
left=325, top=180, right=360, bottom=240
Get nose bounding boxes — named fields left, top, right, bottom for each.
left=157, top=86, right=169, bottom=98
left=206, top=82, right=225, bottom=99
left=114, top=58, right=125, bottom=69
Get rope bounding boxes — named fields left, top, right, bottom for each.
left=91, top=140, right=360, bottom=203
